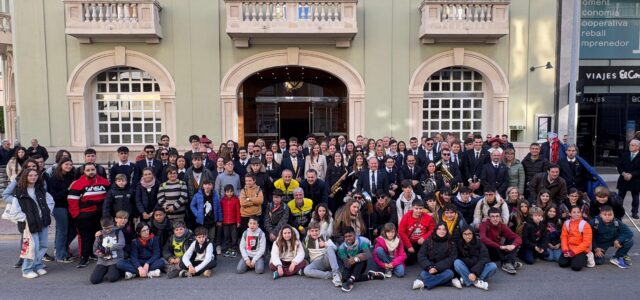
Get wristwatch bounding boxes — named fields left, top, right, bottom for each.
left=354, top=257, right=360, bottom=262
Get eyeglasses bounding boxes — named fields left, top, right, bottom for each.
left=441, top=153, right=450, bottom=156
left=160, top=153, right=169, bottom=156
left=426, top=143, right=433, bottom=145
left=146, top=151, right=155, bottom=154
left=354, top=196, right=363, bottom=199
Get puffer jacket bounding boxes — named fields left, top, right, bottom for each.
left=456, top=236, right=491, bottom=276
left=560, top=219, right=592, bottom=255
left=190, top=189, right=222, bottom=226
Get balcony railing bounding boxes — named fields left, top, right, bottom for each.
left=63, top=0, right=163, bottom=44
left=0, top=12, right=11, bottom=47
left=225, top=0, right=358, bottom=48
left=419, top=0, right=510, bottom=44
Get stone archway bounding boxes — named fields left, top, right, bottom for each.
left=221, top=47, right=365, bottom=141
left=409, top=48, right=509, bottom=138
left=67, top=46, right=176, bottom=147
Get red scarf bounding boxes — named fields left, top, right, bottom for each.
left=550, top=138, right=560, bottom=164
left=138, top=233, right=155, bottom=247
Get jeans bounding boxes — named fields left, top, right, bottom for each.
left=518, top=247, right=548, bottom=265
left=594, top=240, right=635, bottom=265
left=22, top=227, right=48, bottom=274
left=419, top=269, right=454, bottom=289
left=486, top=240, right=518, bottom=264
left=222, top=224, right=238, bottom=251
left=117, top=259, right=165, bottom=275
left=373, top=248, right=405, bottom=277
left=453, top=259, right=497, bottom=286
left=304, top=248, right=340, bottom=279
left=53, top=208, right=71, bottom=260
left=545, top=248, right=562, bottom=262
left=236, top=257, right=265, bottom=274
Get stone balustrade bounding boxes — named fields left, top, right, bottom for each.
left=63, top=0, right=163, bottom=44
left=419, top=0, right=510, bottom=44
left=225, top=0, right=358, bottom=48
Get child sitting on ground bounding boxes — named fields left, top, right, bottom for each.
left=518, top=207, right=548, bottom=264
left=90, top=217, right=125, bottom=284
left=559, top=206, right=593, bottom=271
left=117, top=222, right=165, bottom=280
left=179, top=226, right=217, bottom=277
left=269, top=225, right=307, bottom=279
left=237, top=216, right=267, bottom=274
left=114, top=210, right=133, bottom=257
left=372, top=223, right=407, bottom=278
left=303, top=221, right=342, bottom=286
left=338, top=226, right=385, bottom=292
left=162, top=221, right=194, bottom=278
left=590, top=205, right=634, bottom=268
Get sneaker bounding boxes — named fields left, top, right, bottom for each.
left=332, top=273, right=342, bottom=287
left=451, top=278, right=462, bottom=289
left=76, top=258, right=89, bottom=269
left=56, top=258, right=74, bottom=264
left=341, top=279, right=354, bottom=292
left=36, top=269, right=47, bottom=276
left=147, top=269, right=161, bottom=278
left=368, top=270, right=385, bottom=280
left=124, top=271, right=136, bottom=280
left=623, top=255, right=632, bottom=266
left=178, top=270, right=188, bottom=278
left=22, top=272, right=38, bottom=279
left=42, top=253, right=53, bottom=262
left=514, top=261, right=523, bottom=269
left=216, top=245, right=222, bottom=255
left=14, top=259, right=24, bottom=268
left=223, top=249, right=231, bottom=258
left=167, top=269, right=180, bottom=279
left=473, top=279, right=489, bottom=291
left=273, top=271, right=280, bottom=280
left=412, top=279, right=425, bottom=290
left=297, top=269, right=304, bottom=276
left=501, top=263, right=516, bottom=274
left=229, top=250, right=238, bottom=258
left=384, top=269, right=393, bottom=278
left=610, top=257, right=630, bottom=269
left=203, top=270, right=212, bottom=277
left=586, top=252, right=596, bottom=268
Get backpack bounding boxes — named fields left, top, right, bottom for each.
left=564, top=219, right=587, bottom=234
left=592, top=217, right=619, bottom=232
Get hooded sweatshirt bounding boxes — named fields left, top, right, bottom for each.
left=93, top=229, right=125, bottom=266
left=396, top=191, right=420, bottom=221
left=398, top=210, right=435, bottom=247
left=240, top=227, right=267, bottom=261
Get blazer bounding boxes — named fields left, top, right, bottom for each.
left=462, top=149, right=490, bottom=183
left=480, top=162, right=509, bottom=197
left=558, top=157, right=588, bottom=191
left=617, top=151, right=640, bottom=193
left=281, top=155, right=305, bottom=180
left=356, top=169, right=389, bottom=199
left=132, top=159, right=162, bottom=187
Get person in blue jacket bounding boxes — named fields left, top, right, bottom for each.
left=590, top=205, right=634, bottom=269
left=190, top=179, right=222, bottom=245
left=117, top=222, right=165, bottom=279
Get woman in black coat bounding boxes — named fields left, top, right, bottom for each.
left=326, top=152, right=349, bottom=215
left=454, top=226, right=497, bottom=290
left=47, top=157, right=76, bottom=262
left=414, top=223, right=459, bottom=290
left=135, top=168, right=161, bottom=222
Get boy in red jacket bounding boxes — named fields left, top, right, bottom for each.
left=480, top=207, right=522, bottom=275
left=220, top=184, right=241, bottom=257
left=67, top=163, right=111, bottom=269
left=398, top=199, right=434, bottom=266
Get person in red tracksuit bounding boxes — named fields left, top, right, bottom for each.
left=68, top=163, right=110, bottom=269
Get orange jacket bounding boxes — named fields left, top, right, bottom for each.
left=560, top=219, right=592, bottom=255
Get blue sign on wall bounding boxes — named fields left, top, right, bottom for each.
left=581, top=0, right=640, bottom=59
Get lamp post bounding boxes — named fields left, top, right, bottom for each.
left=567, top=0, right=581, bottom=145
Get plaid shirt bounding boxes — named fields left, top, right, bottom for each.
left=220, top=195, right=241, bottom=225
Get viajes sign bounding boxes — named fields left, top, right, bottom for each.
left=579, top=66, right=640, bottom=85
left=580, top=0, right=640, bottom=59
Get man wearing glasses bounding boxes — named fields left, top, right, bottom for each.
left=132, top=145, right=162, bottom=187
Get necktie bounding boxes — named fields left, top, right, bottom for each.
left=632, top=152, right=637, bottom=161
left=371, top=172, right=377, bottom=193
left=292, top=158, right=298, bottom=171
left=494, top=164, right=499, bottom=177
left=475, top=152, right=479, bottom=159
left=148, top=160, right=153, bottom=168
left=413, top=150, right=417, bottom=156
left=410, top=167, right=414, bottom=176
left=454, top=154, right=457, bottom=163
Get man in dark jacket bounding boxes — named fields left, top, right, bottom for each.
left=462, top=136, right=490, bottom=193
left=27, top=138, right=49, bottom=161
left=557, top=145, right=589, bottom=191
left=299, top=169, right=328, bottom=211
left=527, top=164, right=568, bottom=205
left=617, top=139, right=640, bottom=219
left=521, top=143, right=550, bottom=197
left=399, top=154, right=425, bottom=192
left=0, top=139, right=15, bottom=166
left=132, top=145, right=162, bottom=186
left=480, top=151, right=509, bottom=197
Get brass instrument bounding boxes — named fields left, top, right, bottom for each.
left=329, top=170, right=349, bottom=198
left=436, top=160, right=460, bottom=193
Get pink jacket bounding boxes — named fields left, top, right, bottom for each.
left=373, top=236, right=407, bottom=269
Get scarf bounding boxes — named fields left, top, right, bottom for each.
left=138, top=233, right=155, bottom=248
left=152, top=219, right=168, bottom=231
left=384, top=236, right=400, bottom=253
left=350, top=215, right=361, bottom=234
left=272, top=202, right=282, bottom=213
left=140, top=177, right=156, bottom=189
left=550, top=138, right=560, bottom=163
left=444, top=215, right=458, bottom=235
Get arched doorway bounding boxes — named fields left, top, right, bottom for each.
left=221, top=48, right=365, bottom=143
left=409, top=48, right=508, bottom=139
left=240, top=66, right=348, bottom=145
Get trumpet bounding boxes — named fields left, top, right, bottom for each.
left=436, top=160, right=460, bottom=193
left=330, top=170, right=349, bottom=198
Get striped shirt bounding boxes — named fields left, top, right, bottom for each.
left=157, top=180, right=188, bottom=217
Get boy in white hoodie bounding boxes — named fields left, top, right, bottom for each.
left=237, top=217, right=266, bottom=274
left=396, top=180, right=421, bottom=221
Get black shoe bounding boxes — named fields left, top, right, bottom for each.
left=14, top=259, right=23, bottom=268
left=76, top=258, right=89, bottom=268
left=368, top=270, right=385, bottom=280
left=341, top=279, right=354, bottom=292
left=42, top=253, right=53, bottom=262
left=632, top=213, right=639, bottom=219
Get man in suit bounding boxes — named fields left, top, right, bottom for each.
left=234, top=147, right=250, bottom=185
left=299, top=169, right=328, bottom=211
left=301, top=134, right=316, bottom=158
left=480, top=151, right=509, bottom=197
left=132, top=144, right=162, bottom=185
left=438, top=148, right=462, bottom=192
left=278, top=138, right=289, bottom=159
left=183, top=135, right=201, bottom=169
left=383, top=156, right=401, bottom=198
left=617, top=139, right=640, bottom=219
left=406, top=137, right=427, bottom=167
left=399, top=154, right=425, bottom=192
left=357, top=157, right=389, bottom=203
left=462, top=135, right=490, bottom=193
left=422, top=138, right=440, bottom=164
left=337, top=135, right=348, bottom=153
left=557, top=145, right=588, bottom=191
left=281, top=145, right=305, bottom=181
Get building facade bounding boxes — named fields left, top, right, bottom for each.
left=8, top=0, right=558, bottom=161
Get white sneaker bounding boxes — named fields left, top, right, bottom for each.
left=22, top=272, right=38, bottom=279
left=451, top=278, right=463, bottom=289
left=36, top=269, right=47, bottom=276
left=586, top=252, right=596, bottom=268
left=473, top=279, right=489, bottom=290
left=216, top=245, right=222, bottom=255
left=332, top=273, right=342, bottom=287
left=412, top=279, right=425, bottom=290
left=147, top=269, right=161, bottom=278
left=124, top=271, right=136, bottom=280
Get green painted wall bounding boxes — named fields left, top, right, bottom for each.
left=12, top=0, right=558, bottom=147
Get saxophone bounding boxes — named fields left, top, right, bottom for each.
left=329, top=170, right=349, bottom=198
left=436, top=160, right=460, bottom=193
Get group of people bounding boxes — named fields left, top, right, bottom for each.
left=0, top=132, right=637, bottom=292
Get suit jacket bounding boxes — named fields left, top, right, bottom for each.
left=617, top=151, right=640, bottom=193
left=281, top=155, right=305, bottom=180
left=132, top=159, right=162, bottom=187
left=203, top=158, right=216, bottom=173
left=356, top=169, right=389, bottom=198
left=234, top=160, right=249, bottom=185
left=399, top=165, right=426, bottom=183
left=383, top=167, right=401, bottom=188
left=438, top=160, right=462, bottom=189
left=462, top=149, right=490, bottom=183
left=480, top=162, right=509, bottom=196
left=300, top=179, right=329, bottom=209
left=558, top=157, right=587, bottom=191
left=405, top=148, right=427, bottom=168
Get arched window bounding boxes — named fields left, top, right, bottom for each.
left=94, top=67, right=162, bottom=145
left=422, top=67, right=483, bottom=138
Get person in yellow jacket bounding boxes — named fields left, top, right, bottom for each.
left=559, top=206, right=593, bottom=271
left=274, top=170, right=300, bottom=202
left=240, top=174, right=264, bottom=235
left=288, top=188, right=313, bottom=237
